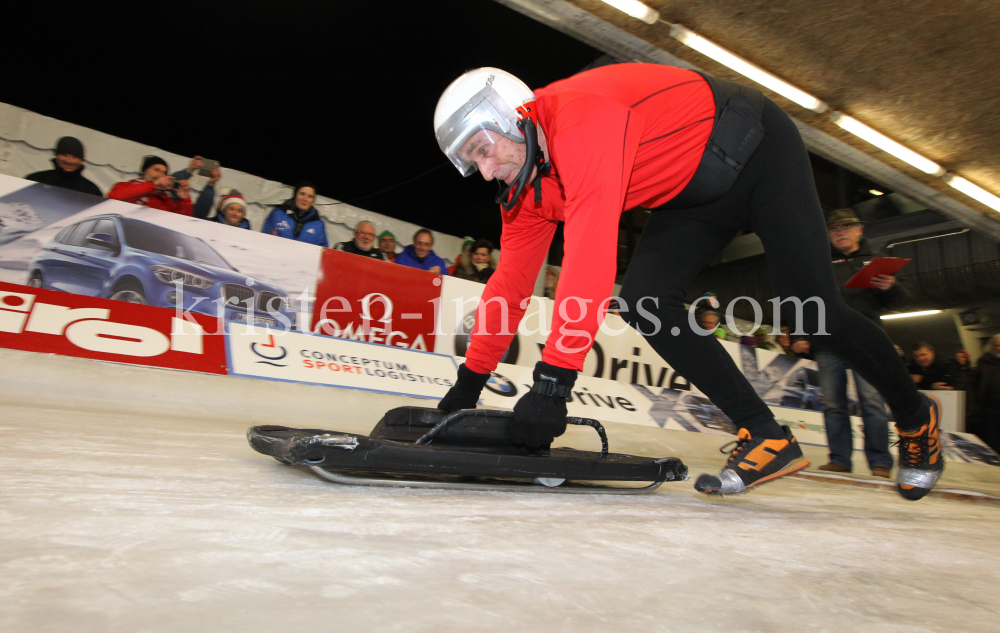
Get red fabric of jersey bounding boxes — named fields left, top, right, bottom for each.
left=464, top=64, right=715, bottom=374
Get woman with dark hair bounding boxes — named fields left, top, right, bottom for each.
left=455, top=239, right=496, bottom=284
left=261, top=181, right=329, bottom=247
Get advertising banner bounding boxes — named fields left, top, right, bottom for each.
left=0, top=281, right=226, bottom=374
left=227, top=323, right=459, bottom=399
left=311, top=248, right=441, bottom=351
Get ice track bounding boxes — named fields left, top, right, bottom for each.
left=1, top=348, right=998, bottom=633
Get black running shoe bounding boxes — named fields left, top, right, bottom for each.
left=895, top=394, right=944, bottom=501
left=694, top=425, right=810, bottom=495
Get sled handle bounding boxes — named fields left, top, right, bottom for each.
left=567, top=417, right=609, bottom=456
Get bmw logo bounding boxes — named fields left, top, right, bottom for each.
left=484, top=372, right=518, bottom=397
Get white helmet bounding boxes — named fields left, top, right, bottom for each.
left=434, top=68, right=536, bottom=177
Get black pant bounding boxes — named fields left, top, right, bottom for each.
left=620, top=98, right=924, bottom=431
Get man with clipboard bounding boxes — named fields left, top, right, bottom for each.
left=815, top=208, right=911, bottom=478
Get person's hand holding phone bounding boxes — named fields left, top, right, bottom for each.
left=187, top=156, right=204, bottom=175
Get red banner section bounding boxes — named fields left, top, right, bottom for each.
left=0, top=281, right=227, bottom=374
left=311, top=249, right=441, bottom=352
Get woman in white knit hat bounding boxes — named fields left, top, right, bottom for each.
left=212, top=193, right=250, bottom=229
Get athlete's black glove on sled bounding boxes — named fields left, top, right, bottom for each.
left=510, top=361, right=577, bottom=451
left=438, top=364, right=491, bottom=412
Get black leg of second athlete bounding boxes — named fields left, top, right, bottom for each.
left=620, top=210, right=809, bottom=495
left=619, top=211, right=780, bottom=435
left=747, top=99, right=942, bottom=500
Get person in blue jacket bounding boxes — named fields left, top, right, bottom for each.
left=395, top=228, right=449, bottom=274
left=261, top=181, right=329, bottom=247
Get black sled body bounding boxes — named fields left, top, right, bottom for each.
left=248, top=407, right=687, bottom=493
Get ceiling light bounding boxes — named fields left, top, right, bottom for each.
left=880, top=310, right=942, bottom=320
left=942, top=174, right=1000, bottom=213
left=869, top=189, right=884, bottom=196
left=668, top=24, right=827, bottom=113
left=599, top=0, right=660, bottom=25
left=830, top=112, right=945, bottom=176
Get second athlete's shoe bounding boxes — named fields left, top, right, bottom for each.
left=694, top=425, right=810, bottom=495
left=895, top=394, right=944, bottom=501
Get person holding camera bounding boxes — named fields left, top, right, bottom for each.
left=108, top=155, right=193, bottom=216
left=171, top=155, right=222, bottom=220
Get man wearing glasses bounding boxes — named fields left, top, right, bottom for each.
left=814, top=208, right=910, bottom=478
left=334, top=221, right=388, bottom=261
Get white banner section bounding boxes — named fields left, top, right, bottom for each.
left=226, top=323, right=459, bottom=399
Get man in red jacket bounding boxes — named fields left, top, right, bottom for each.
left=432, top=64, right=941, bottom=500
left=108, top=155, right=193, bottom=216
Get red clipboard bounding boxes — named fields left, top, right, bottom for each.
left=843, top=257, right=910, bottom=289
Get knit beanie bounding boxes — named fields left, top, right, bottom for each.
left=55, top=136, right=85, bottom=159
left=293, top=180, right=317, bottom=197
left=217, top=194, right=247, bottom=213
left=378, top=230, right=395, bottom=241
left=141, top=155, right=168, bottom=174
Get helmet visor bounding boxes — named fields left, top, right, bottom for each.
left=436, top=86, right=523, bottom=177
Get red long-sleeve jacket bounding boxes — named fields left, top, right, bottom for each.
left=464, top=64, right=715, bottom=375
left=108, top=179, right=194, bottom=217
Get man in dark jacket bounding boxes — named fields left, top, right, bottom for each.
left=334, top=221, right=388, bottom=261
left=973, top=334, right=1000, bottom=452
left=816, top=208, right=911, bottom=477
left=908, top=342, right=958, bottom=391
left=25, top=136, right=102, bottom=197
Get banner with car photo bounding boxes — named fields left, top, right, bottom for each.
left=0, top=174, right=319, bottom=334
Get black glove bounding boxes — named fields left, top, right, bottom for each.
left=509, top=361, right=577, bottom=451
left=438, top=364, right=491, bottom=412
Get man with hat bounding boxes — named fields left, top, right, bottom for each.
left=449, top=237, right=476, bottom=276
left=108, top=156, right=193, bottom=216
left=814, top=208, right=910, bottom=478
left=378, top=230, right=398, bottom=262
left=25, top=136, right=103, bottom=197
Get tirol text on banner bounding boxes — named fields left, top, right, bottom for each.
left=0, top=281, right=226, bottom=374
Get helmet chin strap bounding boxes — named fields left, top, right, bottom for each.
left=495, top=118, right=549, bottom=211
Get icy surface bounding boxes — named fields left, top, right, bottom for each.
left=0, top=349, right=998, bottom=632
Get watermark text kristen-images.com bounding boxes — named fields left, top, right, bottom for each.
left=171, top=284, right=828, bottom=353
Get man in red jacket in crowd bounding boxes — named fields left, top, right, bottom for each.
left=432, top=64, right=941, bottom=500
left=108, top=155, right=193, bottom=216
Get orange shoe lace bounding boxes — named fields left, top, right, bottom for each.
left=719, top=429, right=753, bottom=468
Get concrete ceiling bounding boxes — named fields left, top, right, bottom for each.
left=495, top=0, right=1000, bottom=239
